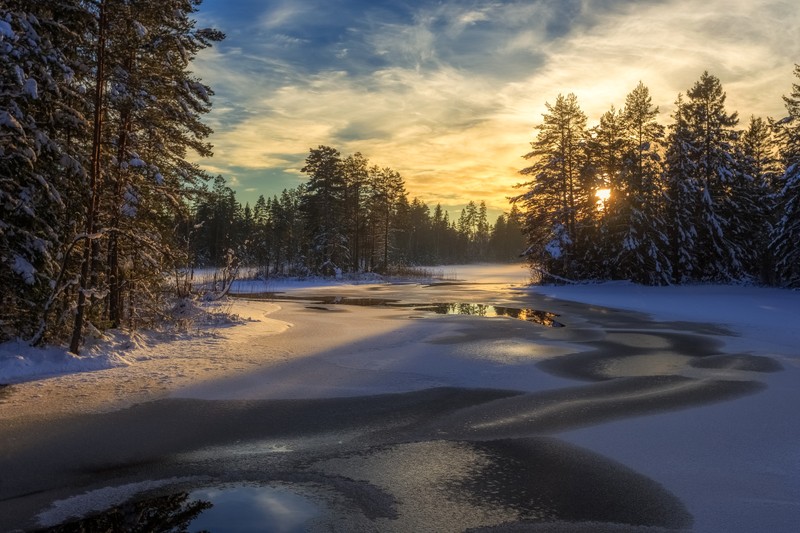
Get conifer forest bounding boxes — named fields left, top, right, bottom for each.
left=1, top=0, right=799, bottom=353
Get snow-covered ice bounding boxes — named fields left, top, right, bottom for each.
left=1, top=264, right=798, bottom=532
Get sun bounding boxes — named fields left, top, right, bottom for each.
left=595, top=188, right=611, bottom=211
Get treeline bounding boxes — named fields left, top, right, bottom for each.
left=1, top=1, right=222, bottom=350
left=514, top=69, right=800, bottom=287
left=189, top=147, right=525, bottom=276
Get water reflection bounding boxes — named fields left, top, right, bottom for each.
left=38, top=491, right=211, bottom=533
left=415, top=303, right=564, bottom=327
left=38, top=484, right=322, bottom=533
left=188, top=484, right=322, bottom=533
left=240, top=293, right=564, bottom=328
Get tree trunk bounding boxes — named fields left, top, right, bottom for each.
left=70, top=1, right=106, bottom=354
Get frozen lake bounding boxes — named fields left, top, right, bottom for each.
left=1, top=264, right=798, bottom=532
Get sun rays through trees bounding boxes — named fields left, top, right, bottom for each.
left=514, top=69, right=800, bottom=287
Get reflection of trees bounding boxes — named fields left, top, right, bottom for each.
left=416, top=303, right=563, bottom=327
left=40, top=492, right=212, bottom=533
left=492, top=306, right=563, bottom=327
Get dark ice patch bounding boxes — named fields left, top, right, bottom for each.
left=457, top=438, right=692, bottom=529
left=416, top=377, right=766, bottom=438
left=689, top=353, right=784, bottom=372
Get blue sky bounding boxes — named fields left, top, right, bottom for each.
left=192, top=0, right=799, bottom=216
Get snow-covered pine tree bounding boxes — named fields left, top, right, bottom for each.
left=63, top=0, right=223, bottom=352
left=301, top=146, right=347, bottom=275
left=734, top=116, right=781, bottom=282
left=101, top=0, right=223, bottom=329
left=0, top=1, right=92, bottom=343
left=663, top=93, right=699, bottom=283
left=341, top=152, right=370, bottom=272
left=585, top=106, right=627, bottom=279
left=366, top=165, right=405, bottom=272
left=513, top=93, right=588, bottom=280
left=618, top=82, right=671, bottom=285
left=277, top=187, right=305, bottom=275
left=771, top=64, right=800, bottom=287
left=682, top=71, right=742, bottom=282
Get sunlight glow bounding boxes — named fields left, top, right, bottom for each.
left=596, top=188, right=611, bottom=202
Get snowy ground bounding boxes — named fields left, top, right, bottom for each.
left=525, top=281, right=800, bottom=533
left=1, top=263, right=798, bottom=531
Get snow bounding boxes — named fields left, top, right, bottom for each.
left=1, top=265, right=798, bottom=531
left=11, top=254, right=36, bottom=285
left=132, top=20, right=148, bottom=38
left=0, top=20, right=14, bottom=40
left=0, top=109, right=24, bottom=133
left=525, top=280, right=800, bottom=533
left=37, top=478, right=196, bottom=528
left=23, top=77, right=38, bottom=99
left=0, top=336, right=133, bottom=384
left=525, top=281, right=800, bottom=358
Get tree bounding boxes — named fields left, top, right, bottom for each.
left=585, top=106, right=627, bottom=278
left=734, top=116, right=780, bottom=281
left=341, top=152, right=369, bottom=271
left=772, top=64, right=800, bottom=287
left=1, top=1, right=92, bottom=343
left=663, top=93, right=699, bottom=282
left=489, top=205, right=525, bottom=262
left=682, top=71, right=742, bottom=282
left=617, top=82, right=671, bottom=284
left=366, top=165, right=405, bottom=271
left=514, top=93, right=588, bottom=279
left=301, top=145, right=346, bottom=274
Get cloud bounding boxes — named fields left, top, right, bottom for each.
left=192, top=0, right=800, bottom=213
left=258, top=2, right=308, bottom=29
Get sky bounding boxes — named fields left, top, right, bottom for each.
left=191, top=0, right=800, bottom=218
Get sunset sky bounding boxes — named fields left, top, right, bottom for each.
left=193, top=0, right=799, bottom=218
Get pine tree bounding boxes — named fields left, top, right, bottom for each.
left=301, top=146, right=346, bottom=274
left=475, top=201, right=490, bottom=260
left=772, top=64, right=800, bottom=287
left=663, top=93, right=699, bottom=282
left=734, top=116, right=780, bottom=281
left=1, top=1, right=93, bottom=344
left=341, top=152, right=369, bottom=272
left=366, top=165, right=405, bottom=272
left=618, top=82, right=671, bottom=284
left=683, top=71, right=742, bottom=282
left=585, top=106, right=627, bottom=279
left=514, top=93, right=588, bottom=279
left=59, top=0, right=224, bottom=351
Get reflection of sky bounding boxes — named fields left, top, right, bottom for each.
left=193, top=0, right=799, bottom=214
left=188, top=484, right=320, bottom=533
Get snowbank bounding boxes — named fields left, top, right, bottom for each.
left=527, top=281, right=800, bottom=358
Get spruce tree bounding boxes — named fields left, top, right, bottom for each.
left=514, top=93, right=588, bottom=279
left=683, top=71, right=742, bottom=281
left=301, top=146, right=346, bottom=274
left=771, top=65, right=800, bottom=287
left=663, top=93, right=699, bottom=282
left=585, top=106, right=627, bottom=279
left=734, top=116, right=780, bottom=281
left=366, top=165, right=405, bottom=271
left=1, top=1, right=92, bottom=343
left=619, top=82, right=671, bottom=284
left=341, top=152, right=369, bottom=272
